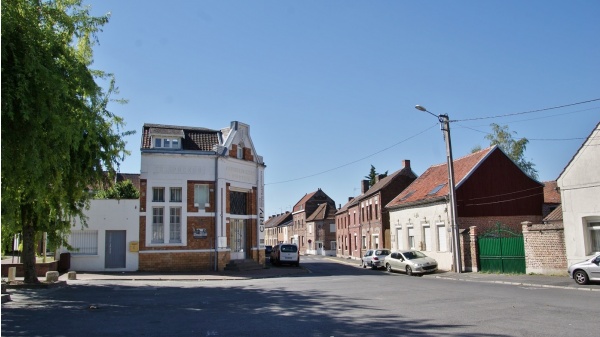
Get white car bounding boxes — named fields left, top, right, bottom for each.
left=270, top=244, right=300, bottom=266
left=384, top=250, right=438, bottom=276
left=568, top=254, right=600, bottom=285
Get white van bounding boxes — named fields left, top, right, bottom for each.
left=270, top=244, right=300, bottom=266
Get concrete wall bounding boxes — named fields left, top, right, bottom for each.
left=66, top=199, right=139, bottom=272
left=558, top=124, right=600, bottom=265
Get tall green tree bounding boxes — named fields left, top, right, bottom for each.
left=474, top=123, right=538, bottom=180
left=95, top=180, right=140, bottom=200
left=1, top=0, right=132, bottom=283
left=364, top=165, right=388, bottom=188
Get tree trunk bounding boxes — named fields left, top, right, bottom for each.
left=22, top=210, right=40, bottom=284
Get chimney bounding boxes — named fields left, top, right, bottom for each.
left=361, top=180, right=370, bottom=193
left=402, top=159, right=411, bottom=169
left=375, top=174, right=385, bottom=183
left=348, top=197, right=353, bottom=202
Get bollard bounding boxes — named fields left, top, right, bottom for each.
left=68, top=271, right=77, bottom=280
left=46, top=271, right=59, bottom=282
left=8, top=267, right=16, bottom=281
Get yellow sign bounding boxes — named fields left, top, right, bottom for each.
left=129, top=241, right=139, bottom=252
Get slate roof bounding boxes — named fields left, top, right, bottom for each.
left=306, top=203, right=336, bottom=222
left=141, top=124, right=220, bottom=151
left=264, top=212, right=292, bottom=228
left=386, top=146, right=494, bottom=209
left=542, top=181, right=561, bottom=204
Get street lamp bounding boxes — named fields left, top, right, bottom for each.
left=415, top=105, right=462, bottom=273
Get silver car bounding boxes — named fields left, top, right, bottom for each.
left=384, top=250, right=438, bottom=276
left=568, top=254, right=600, bottom=285
left=361, top=249, right=391, bottom=270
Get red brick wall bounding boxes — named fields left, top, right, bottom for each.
left=139, top=251, right=227, bottom=272
left=1, top=261, right=58, bottom=277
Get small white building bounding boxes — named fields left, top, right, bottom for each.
left=65, top=199, right=139, bottom=272
left=558, top=121, right=600, bottom=265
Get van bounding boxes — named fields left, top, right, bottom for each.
left=270, top=244, right=299, bottom=266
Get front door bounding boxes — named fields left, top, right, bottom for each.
left=230, top=219, right=246, bottom=260
left=105, top=230, right=126, bottom=268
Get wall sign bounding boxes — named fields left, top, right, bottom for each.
left=194, top=228, right=207, bottom=238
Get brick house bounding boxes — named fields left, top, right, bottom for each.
left=557, top=121, right=600, bottom=266
left=386, top=146, right=544, bottom=271
left=336, top=160, right=417, bottom=261
left=138, top=121, right=266, bottom=272
left=305, top=203, right=337, bottom=256
left=290, top=189, right=336, bottom=255
left=264, top=212, right=292, bottom=247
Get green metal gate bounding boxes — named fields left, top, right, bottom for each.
left=478, top=224, right=525, bottom=274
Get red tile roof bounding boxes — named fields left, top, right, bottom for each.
left=306, top=203, right=336, bottom=221
left=293, top=191, right=317, bottom=212
left=386, top=146, right=494, bottom=209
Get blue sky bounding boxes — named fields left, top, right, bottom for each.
left=89, top=1, right=600, bottom=217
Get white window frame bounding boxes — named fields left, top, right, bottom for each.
left=407, top=226, right=415, bottom=249
left=170, top=187, right=182, bottom=202
left=152, top=187, right=165, bottom=202
left=194, top=184, right=209, bottom=207
left=152, top=207, right=164, bottom=243
left=436, top=222, right=447, bottom=252
left=587, top=220, right=600, bottom=254
left=423, top=224, right=431, bottom=251
left=169, top=207, right=182, bottom=243
left=153, top=137, right=181, bottom=149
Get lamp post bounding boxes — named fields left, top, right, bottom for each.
left=415, top=105, right=462, bottom=273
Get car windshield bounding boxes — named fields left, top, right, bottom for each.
left=281, top=245, right=297, bottom=253
left=376, top=250, right=390, bottom=256
left=402, top=251, right=427, bottom=260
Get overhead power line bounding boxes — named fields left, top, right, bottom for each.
left=266, top=122, right=439, bottom=185
left=454, top=98, right=600, bottom=122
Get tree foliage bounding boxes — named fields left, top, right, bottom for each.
left=95, top=180, right=140, bottom=199
left=481, top=123, right=539, bottom=180
left=365, top=165, right=388, bottom=188
left=1, top=0, right=132, bottom=282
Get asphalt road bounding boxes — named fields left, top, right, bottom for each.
left=2, top=256, right=598, bottom=337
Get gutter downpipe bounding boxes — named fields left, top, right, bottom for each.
left=214, top=152, right=220, bottom=272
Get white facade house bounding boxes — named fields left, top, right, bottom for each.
left=138, top=121, right=265, bottom=272
left=558, top=122, right=600, bottom=265
left=66, top=199, right=139, bottom=272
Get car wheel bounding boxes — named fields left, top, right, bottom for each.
left=386, top=263, right=392, bottom=273
left=406, top=266, right=413, bottom=276
left=371, top=264, right=377, bottom=270
left=573, top=270, right=589, bottom=285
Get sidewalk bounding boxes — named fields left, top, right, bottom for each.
left=326, top=255, right=600, bottom=292
left=3, top=255, right=599, bottom=292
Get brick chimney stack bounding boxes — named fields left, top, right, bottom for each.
left=361, top=180, right=370, bottom=193
left=402, top=159, right=411, bottom=169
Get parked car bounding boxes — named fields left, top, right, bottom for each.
left=361, top=249, right=391, bottom=269
left=265, top=245, right=273, bottom=257
left=270, top=243, right=300, bottom=266
left=568, top=254, right=600, bottom=285
left=384, top=250, right=438, bottom=276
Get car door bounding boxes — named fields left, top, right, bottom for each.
left=590, top=255, right=600, bottom=280
left=389, top=252, right=402, bottom=270
left=363, top=250, right=372, bottom=264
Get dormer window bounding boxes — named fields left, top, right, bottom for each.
left=237, top=146, right=243, bottom=159
left=154, top=137, right=181, bottom=149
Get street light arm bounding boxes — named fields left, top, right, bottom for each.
left=415, top=105, right=440, bottom=119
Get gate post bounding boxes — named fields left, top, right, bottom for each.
left=469, top=226, right=479, bottom=272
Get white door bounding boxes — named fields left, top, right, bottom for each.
left=230, top=219, right=246, bottom=260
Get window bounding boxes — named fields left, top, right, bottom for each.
left=230, top=191, right=247, bottom=215
left=69, top=230, right=98, bottom=255
left=170, top=207, right=181, bottom=243
left=331, top=241, right=337, bottom=251
left=428, top=183, right=447, bottom=195
left=153, top=137, right=181, bottom=149
left=437, top=223, right=447, bottom=252
left=170, top=187, right=182, bottom=202
left=194, top=184, right=209, bottom=206
left=237, top=146, right=243, bottom=159
left=588, top=221, right=600, bottom=253
left=408, top=227, right=415, bottom=249
left=362, top=235, right=366, bottom=249
left=373, top=235, right=380, bottom=249
left=152, top=207, right=164, bottom=243
left=423, top=224, right=431, bottom=251
left=153, top=187, right=165, bottom=202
